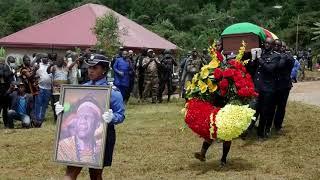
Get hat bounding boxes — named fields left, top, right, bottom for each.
left=84, top=54, right=109, bottom=67
left=147, top=49, right=154, bottom=53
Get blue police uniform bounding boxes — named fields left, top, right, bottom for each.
left=254, top=50, right=280, bottom=137
left=84, top=77, right=125, bottom=166
left=273, top=52, right=294, bottom=130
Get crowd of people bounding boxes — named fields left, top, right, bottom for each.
left=0, top=46, right=210, bottom=128
left=0, top=41, right=315, bottom=130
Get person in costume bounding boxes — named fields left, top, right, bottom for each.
left=193, top=41, right=231, bottom=166
left=55, top=54, right=125, bottom=180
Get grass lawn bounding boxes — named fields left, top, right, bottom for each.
left=0, top=100, right=320, bottom=180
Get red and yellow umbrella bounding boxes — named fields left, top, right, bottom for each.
left=262, top=28, right=279, bottom=40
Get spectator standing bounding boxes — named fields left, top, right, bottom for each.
left=67, top=52, right=80, bottom=85
left=20, top=55, right=39, bottom=96
left=136, top=48, right=148, bottom=101
left=181, top=49, right=205, bottom=98
left=34, top=55, right=52, bottom=127
left=113, top=51, right=134, bottom=103
left=306, top=48, right=313, bottom=71
left=0, top=54, right=14, bottom=128
left=142, top=49, right=160, bottom=103
left=158, top=49, right=177, bottom=103
left=291, top=56, right=300, bottom=83
left=47, top=57, right=69, bottom=121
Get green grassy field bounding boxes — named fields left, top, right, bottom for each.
left=0, top=100, right=320, bottom=180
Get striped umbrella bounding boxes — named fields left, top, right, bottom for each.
left=262, top=28, right=279, bottom=40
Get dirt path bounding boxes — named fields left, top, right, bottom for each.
left=289, top=81, right=320, bottom=106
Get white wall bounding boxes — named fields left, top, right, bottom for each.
left=5, top=47, right=67, bottom=64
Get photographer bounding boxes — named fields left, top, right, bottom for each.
left=7, top=81, right=33, bottom=128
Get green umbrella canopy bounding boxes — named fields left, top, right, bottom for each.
left=221, top=22, right=266, bottom=41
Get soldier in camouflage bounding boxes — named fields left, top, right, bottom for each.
left=142, top=49, right=160, bottom=103
left=158, top=49, right=177, bottom=103
left=181, top=49, right=206, bottom=98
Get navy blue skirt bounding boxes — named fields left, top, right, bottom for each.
left=103, top=124, right=116, bottom=167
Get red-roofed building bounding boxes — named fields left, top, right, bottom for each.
left=0, top=3, right=177, bottom=59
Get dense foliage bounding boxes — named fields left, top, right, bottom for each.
left=0, top=0, right=319, bottom=52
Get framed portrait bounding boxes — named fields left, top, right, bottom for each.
left=53, top=85, right=111, bottom=169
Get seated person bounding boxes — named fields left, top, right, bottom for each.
left=7, top=81, right=33, bottom=128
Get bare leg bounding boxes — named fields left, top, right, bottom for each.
left=220, top=141, right=232, bottom=166
left=89, top=168, right=103, bottom=180
left=64, top=166, right=82, bottom=180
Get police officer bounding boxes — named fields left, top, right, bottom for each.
left=142, top=49, right=160, bottom=103
left=158, top=49, right=177, bottom=103
left=255, top=37, right=280, bottom=139
left=273, top=41, right=294, bottom=133
left=55, top=54, right=125, bottom=179
left=0, top=54, right=14, bottom=128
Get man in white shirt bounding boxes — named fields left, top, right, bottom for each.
left=34, top=54, right=52, bottom=127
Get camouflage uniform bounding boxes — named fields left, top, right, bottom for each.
left=181, top=56, right=204, bottom=95
left=142, top=56, right=160, bottom=103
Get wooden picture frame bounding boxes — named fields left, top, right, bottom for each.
left=53, top=85, right=111, bottom=169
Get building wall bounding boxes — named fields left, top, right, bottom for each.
left=5, top=47, right=67, bottom=65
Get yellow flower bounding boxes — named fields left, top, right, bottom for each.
left=192, top=73, right=199, bottom=83
left=207, top=79, right=217, bottom=93
left=208, top=60, right=219, bottom=69
left=200, top=67, right=209, bottom=79
left=186, top=81, right=196, bottom=91
left=236, top=41, right=246, bottom=61
left=198, top=80, right=208, bottom=93
left=215, top=104, right=255, bottom=141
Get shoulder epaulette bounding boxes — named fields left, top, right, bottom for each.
left=111, top=85, right=119, bottom=91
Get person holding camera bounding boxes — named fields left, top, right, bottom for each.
left=47, top=56, right=69, bottom=122
left=67, top=52, right=81, bottom=85
left=34, top=54, right=52, bottom=127
left=7, top=81, right=34, bottom=128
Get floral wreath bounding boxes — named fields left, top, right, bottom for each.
left=183, top=41, right=258, bottom=141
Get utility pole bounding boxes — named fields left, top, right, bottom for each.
left=296, top=15, right=300, bottom=53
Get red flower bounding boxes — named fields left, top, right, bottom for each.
left=216, top=51, right=224, bottom=62
left=222, top=68, right=234, bottom=78
left=219, top=78, right=229, bottom=90
left=213, top=68, right=223, bottom=80
left=185, top=99, right=220, bottom=140
left=228, top=60, right=244, bottom=70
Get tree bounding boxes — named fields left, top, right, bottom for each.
left=312, top=22, right=320, bottom=41
left=93, top=12, right=125, bottom=56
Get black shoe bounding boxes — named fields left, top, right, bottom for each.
left=265, top=129, right=271, bottom=138
left=240, top=130, right=249, bottom=140
left=194, top=152, right=206, bottom=162
left=220, top=158, right=227, bottom=166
